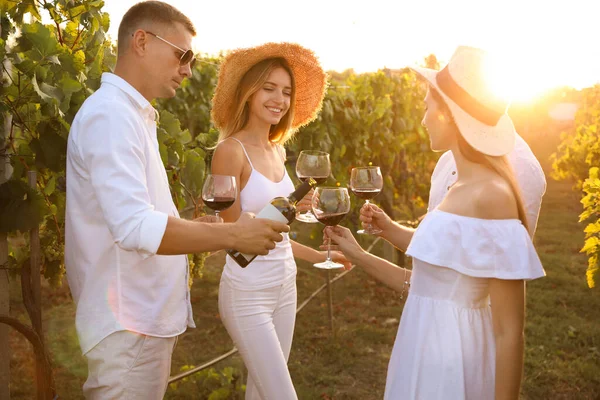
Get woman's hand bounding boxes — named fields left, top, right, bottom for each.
left=320, top=226, right=365, bottom=266
left=194, top=215, right=223, bottom=223
left=320, top=250, right=353, bottom=270
left=360, top=203, right=393, bottom=236
left=296, top=188, right=315, bottom=213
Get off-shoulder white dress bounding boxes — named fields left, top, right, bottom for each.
left=384, top=210, right=545, bottom=400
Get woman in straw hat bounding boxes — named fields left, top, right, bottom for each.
left=210, top=42, right=349, bottom=399
left=323, top=46, right=545, bottom=399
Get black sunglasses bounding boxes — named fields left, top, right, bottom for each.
left=145, top=31, right=196, bottom=67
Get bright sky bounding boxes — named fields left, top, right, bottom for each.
left=102, top=0, right=599, bottom=102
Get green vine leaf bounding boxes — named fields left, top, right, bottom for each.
left=0, top=180, right=45, bottom=233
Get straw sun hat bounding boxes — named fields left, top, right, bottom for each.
left=410, top=46, right=516, bottom=157
left=211, top=42, right=328, bottom=131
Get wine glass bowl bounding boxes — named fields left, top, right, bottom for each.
left=295, top=150, right=331, bottom=223
left=312, top=187, right=351, bottom=269
left=350, top=166, right=383, bottom=235
left=202, top=174, right=237, bottom=221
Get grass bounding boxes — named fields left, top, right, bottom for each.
left=7, top=177, right=600, bottom=399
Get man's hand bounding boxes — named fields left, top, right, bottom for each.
left=231, top=212, right=290, bottom=255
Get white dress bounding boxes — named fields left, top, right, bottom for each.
left=384, top=209, right=545, bottom=400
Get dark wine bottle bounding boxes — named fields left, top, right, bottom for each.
left=226, top=178, right=317, bottom=268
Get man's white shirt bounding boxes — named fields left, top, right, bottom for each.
left=428, top=134, right=547, bottom=236
left=65, top=73, right=195, bottom=355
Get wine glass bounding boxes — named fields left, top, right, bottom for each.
left=201, top=174, right=237, bottom=222
left=312, top=187, right=351, bottom=269
left=295, top=150, right=331, bottom=223
left=350, top=166, right=383, bottom=235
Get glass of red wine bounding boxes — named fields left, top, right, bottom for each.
left=295, top=150, right=331, bottom=223
left=201, top=174, right=237, bottom=222
left=311, top=187, right=351, bottom=269
left=350, top=166, right=383, bottom=235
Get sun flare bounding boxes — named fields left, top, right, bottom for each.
left=484, top=53, right=551, bottom=104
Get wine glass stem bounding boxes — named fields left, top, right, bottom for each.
left=365, top=200, right=372, bottom=230
left=327, top=236, right=332, bottom=262
left=215, top=211, right=220, bottom=222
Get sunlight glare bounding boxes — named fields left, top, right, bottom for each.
left=484, top=50, right=550, bottom=104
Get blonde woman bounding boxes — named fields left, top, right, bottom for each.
left=325, top=47, right=545, bottom=399
left=210, top=43, right=349, bottom=399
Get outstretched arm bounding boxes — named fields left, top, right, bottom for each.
left=324, top=226, right=411, bottom=293
left=360, top=204, right=416, bottom=252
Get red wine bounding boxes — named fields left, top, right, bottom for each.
left=352, top=188, right=380, bottom=200
left=299, top=176, right=328, bottom=185
left=316, top=212, right=347, bottom=226
left=227, top=178, right=317, bottom=268
left=204, top=197, right=235, bottom=211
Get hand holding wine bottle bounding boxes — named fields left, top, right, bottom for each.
left=230, top=212, right=289, bottom=256
left=227, top=178, right=318, bottom=268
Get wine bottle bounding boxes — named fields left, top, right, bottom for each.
left=226, top=177, right=317, bottom=268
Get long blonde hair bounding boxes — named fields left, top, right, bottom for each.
left=217, top=58, right=297, bottom=145
left=431, top=89, right=529, bottom=232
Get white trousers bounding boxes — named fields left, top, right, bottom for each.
left=83, top=330, right=177, bottom=399
left=219, top=274, right=298, bottom=400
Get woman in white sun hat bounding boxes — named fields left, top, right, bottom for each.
left=323, top=46, right=546, bottom=399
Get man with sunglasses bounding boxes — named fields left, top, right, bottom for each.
left=65, top=1, right=289, bottom=398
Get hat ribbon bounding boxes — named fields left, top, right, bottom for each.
left=436, top=66, right=506, bottom=126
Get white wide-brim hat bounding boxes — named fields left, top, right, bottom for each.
left=410, top=46, right=516, bottom=157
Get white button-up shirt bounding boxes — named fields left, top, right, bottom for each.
left=65, top=73, right=195, bottom=355
left=427, top=133, right=547, bottom=236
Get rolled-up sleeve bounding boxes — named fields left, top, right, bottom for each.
left=77, top=102, right=168, bottom=257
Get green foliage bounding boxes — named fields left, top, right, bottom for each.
left=1, top=3, right=437, bottom=287
left=159, top=61, right=436, bottom=236
left=0, top=179, right=45, bottom=233
left=552, top=85, right=600, bottom=287
left=167, top=366, right=245, bottom=399
left=1, top=0, right=115, bottom=283
left=0, top=1, right=209, bottom=283
left=290, top=68, right=436, bottom=224
left=580, top=167, right=600, bottom=288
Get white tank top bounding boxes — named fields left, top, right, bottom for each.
left=222, top=138, right=297, bottom=289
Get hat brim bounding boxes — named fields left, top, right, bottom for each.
left=211, top=42, right=328, bottom=132
left=409, top=65, right=515, bottom=157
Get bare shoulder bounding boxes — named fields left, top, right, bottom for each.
left=473, top=178, right=519, bottom=220
left=211, top=138, right=245, bottom=175
left=277, top=143, right=287, bottom=160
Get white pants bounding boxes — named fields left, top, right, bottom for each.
left=219, top=275, right=298, bottom=400
left=83, top=330, right=177, bottom=399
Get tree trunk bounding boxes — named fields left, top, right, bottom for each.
left=0, top=234, right=10, bottom=400
left=0, top=109, right=14, bottom=399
